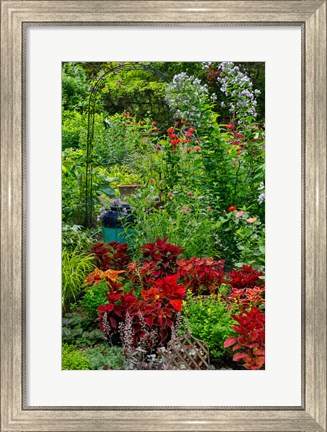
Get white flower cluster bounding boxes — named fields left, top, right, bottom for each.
left=165, top=72, right=210, bottom=128
left=217, top=62, right=260, bottom=124
left=258, top=182, right=265, bottom=204
left=201, top=61, right=212, bottom=70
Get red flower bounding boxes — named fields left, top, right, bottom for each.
left=228, top=206, right=237, bottom=211
left=171, top=139, right=181, bottom=146
left=188, top=127, right=195, bottom=133
left=194, top=146, right=201, bottom=152
left=226, top=124, right=234, bottom=129
left=174, top=121, right=179, bottom=126
left=167, top=127, right=174, bottom=134
left=152, top=121, right=157, bottom=126
left=169, top=133, right=177, bottom=139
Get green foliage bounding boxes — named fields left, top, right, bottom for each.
left=62, top=308, right=106, bottom=347
left=125, top=126, right=222, bottom=259
left=218, top=209, right=265, bottom=270
left=80, top=281, right=109, bottom=321
left=62, top=224, right=95, bottom=253
left=93, top=114, right=154, bottom=169
left=62, top=63, right=89, bottom=112
left=62, top=148, right=85, bottom=224
left=62, top=147, right=115, bottom=225
left=182, top=295, right=235, bottom=361
left=62, top=344, right=91, bottom=370
left=62, top=110, right=88, bottom=150
left=84, top=344, right=125, bottom=370
left=127, top=199, right=220, bottom=260
left=62, top=248, right=95, bottom=311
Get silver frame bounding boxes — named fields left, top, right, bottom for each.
left=1, top=1, right=326, bottom=431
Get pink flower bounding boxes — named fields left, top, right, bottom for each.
left=187, top=191, right=193, bottom=195
left=149, top=178, right=155, bottom=184
left=167, top=192, right=173, bottom=197
left=235, top=211, right=244, bottom=218
left=181, top=205, right=189, bottom=214
left=246, top=217, right=257, bottom=223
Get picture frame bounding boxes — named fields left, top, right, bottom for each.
left=0, top=1, right=326, bottom=431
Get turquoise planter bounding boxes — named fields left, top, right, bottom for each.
left=101, top=226, right=127, bottom=243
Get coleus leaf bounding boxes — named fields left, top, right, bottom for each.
left=169, top=299, right=183, bottom=312
left=224, top=337, right=237, bottom=348
left=233, top=352, right=248, bottom=362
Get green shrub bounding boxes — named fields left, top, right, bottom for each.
left=85, top=344, right=125, bottom=370
left=80, top=281, right=109, bottom=321
left=62, top=248, right=95, bottom=311
left=182, top=295, right=235, bottom=361
left=62, top=344, right=91, bottom=370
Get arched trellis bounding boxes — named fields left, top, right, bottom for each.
left=84, top=62, right=170, bottom=227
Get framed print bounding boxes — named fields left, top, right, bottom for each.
left=0, top=1, right=326, bottom=431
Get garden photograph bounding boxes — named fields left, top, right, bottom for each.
left=62, top=61, right=265, bottom=371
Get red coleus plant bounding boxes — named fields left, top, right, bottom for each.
left=127, top=260, right=157, bottom=288
left=139, top=237, right=184, bottom=278
left=97, top=274, right=186, bottom=349
left=97, top=286, right=141, bottom=334
left=91, top=242, right=130, bottom=271
left=85, top=268, right=125, bottom=287
left=228, top=286, right=265, bottom=313
left=224, top=307, right=265, bottom=370
left=145, top=274, right=186, bottom=313
left=225, top=265, right=264, bottom=289
left=140, top=274, right=186, bottom=345
left=177, top=257, right=225, bottom=295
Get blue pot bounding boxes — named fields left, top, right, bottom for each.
left=101, top=226, right=127, bottom=243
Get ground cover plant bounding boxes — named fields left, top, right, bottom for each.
left=62, top=61, right=265, bottom=370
